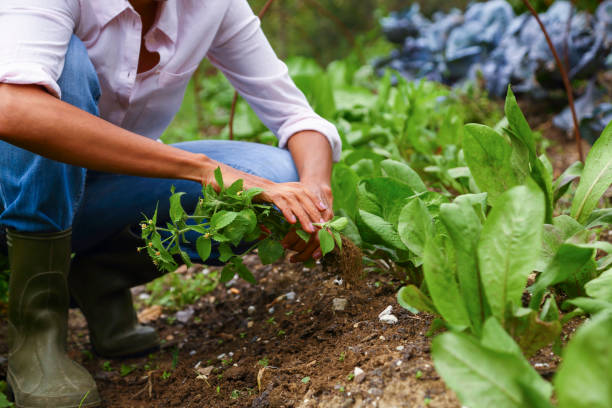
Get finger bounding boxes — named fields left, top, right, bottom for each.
left=281, top=231, right=300, bottom=249
left=298, top=193, right=325, bottom=224
left=274, top=198, right=297, bottom=224
left=290, top=200, right=315, bottom=233
left=289, top=235, right=310, bottom=253
left=303, top=187, right=327, bottom=213
left=290, top=236, right=320, bottom=263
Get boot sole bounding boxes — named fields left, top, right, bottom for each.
left=8, top=373, right=101, bottom=408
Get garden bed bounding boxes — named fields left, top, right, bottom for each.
left=0, top=249, right=577, bottom=408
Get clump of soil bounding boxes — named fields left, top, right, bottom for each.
left=322, top=236, right=363, bottom=286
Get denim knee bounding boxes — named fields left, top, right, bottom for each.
left=57, top=35, right=101, bottom=115
left=0, top=35, right=98, bottom=233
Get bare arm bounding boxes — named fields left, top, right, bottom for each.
left=282, top=130, right=335, bottom=262
left=0, top=84, right=326, bottom=231
left=0, top=84, right=211, bottom=182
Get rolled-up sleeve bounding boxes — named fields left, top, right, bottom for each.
left=0, top=0, right=78, bottom=98
left=207, top=0, right=342, bottom=162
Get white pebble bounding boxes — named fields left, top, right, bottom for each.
left=379, top=314, right=398, bottom=324
left=333, top=277, right=344, bottom=286
left=285, top=291, right=296, bottom=301
left=378, top=306, right=393, bottom=319
left=247, top=306, right=256, bottom=315
left=268, top=307, right=275, bottom=314
left=217, top=353, right=226, bottom=360
left=332, top=298, right=348, bottom=311
left=396, top=345, right=404, bottom=351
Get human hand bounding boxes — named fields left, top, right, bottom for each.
left=280, top=181, right=334, bottom=263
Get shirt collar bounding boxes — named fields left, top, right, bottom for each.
left=154, top=1, right=178, bottom=44
left=90, top=0, right=132, bottom=28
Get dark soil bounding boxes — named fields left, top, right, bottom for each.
left=0, top=247, right=576, bottom=408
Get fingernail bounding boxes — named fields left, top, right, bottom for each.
left=319, top=201, right=327, bottom=209
left=308, top=223, right=315, bottom=232
left=319, top=218, right=325, bottom=223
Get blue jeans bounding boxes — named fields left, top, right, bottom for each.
left=0, top=36, right=298, bottom=262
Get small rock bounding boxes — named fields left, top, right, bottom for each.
left=285, top=291, right=296, bottom=301
left=534, top=362, right=550, bottom=368
left=247, top=321, right=254, bottom=328
left=378, top=305, right=393, bottom=319
left=379, top=314, right=398, bottom=324
left=332, top=298, right=348, bottom=312
left=194, top=361, right=201, bottom=369
left=396, top=345, right=404, bottom=351
left=175, top=307, right=194, bottom=324
left=354, top=367, right=366, bottom=383
left=268, top=307, right=275, bottom=314
left=247, top=305, right=256, bottom=315
left=217, top=353, right=227, bottom=360
left=379, top=335, right=386, bottom=341
left=189, top=350, right=196, bottom=356
left=138, top=293, right=150, bottom=300
left=195, top=365, right=214, bottom=377
left=333, top=277, right=344, bottom=286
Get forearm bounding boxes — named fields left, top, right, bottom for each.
left=0, top=84, right=212, bottom=182
left=287, top=130, right=333, bottom=185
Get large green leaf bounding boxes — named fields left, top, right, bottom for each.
left=478, top=182, right=545, bottom=324
left=504, top=88, right=554, bottom=222
left=555, top=311, right=612, bottom=408
left=507, top=309, right=561, bottom=357
left=440, top=201, right=486, bottom=334
left=529, top=243, right=595, bottom=308
left=423, top=234, right=470, bottom=327
left=357, top=210, right=407, bottom=251
left=464, top=124, right=522, bottom=204
left=585, top=269, right=612, bottom=302
left=397, top=198, right=433, bottom=260
left=397, top=285, right=437, bottom=314
left=380, top=159, right=427, bottom=193
left=504, top=86, right=536, bottom=155
left=553, top=161, right=583, bottom=205
left=360, top=178, right=416, bottom=225
left=571, top=121, right=612, bottom=224
left=432, top=331, right=552, bottom=408
left=331, top=164, right=361, bottom=219
left=258, top=239, right=284, bottom=265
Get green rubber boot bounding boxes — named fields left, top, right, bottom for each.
left=6, top=229, right=101, bottom=408
left=69, top=227, right=163, bottom=358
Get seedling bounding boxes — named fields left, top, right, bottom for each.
left=258, top=358, right=269, bottom=367
left=120, top=364, right=136, bottom=377
left=102, top=361, right=112, bottom=372
left=301, top=376, right=310, bottom=384
left=141, top=168, right=347, bottom=287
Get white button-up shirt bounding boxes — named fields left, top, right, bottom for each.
left=0, top=0, right=341, bottom=161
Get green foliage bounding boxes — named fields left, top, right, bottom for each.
left=142, top=167, right=346, bottom=289
left=571, top=121, right=612, bottom=224
left=432, top=319, right=552, bottom=408
left=0, top=381, right=13, bottom=408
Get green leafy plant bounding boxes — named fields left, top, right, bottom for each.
left=142, top=167, right=347, bottom=284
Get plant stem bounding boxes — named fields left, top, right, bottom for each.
left=521, top=0, right=584, bottom=162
